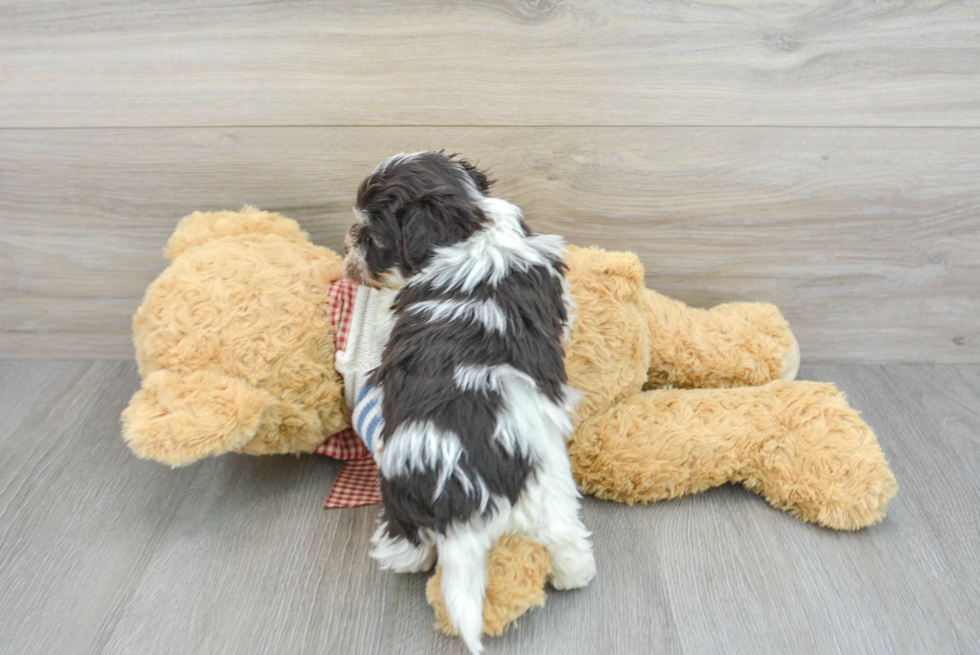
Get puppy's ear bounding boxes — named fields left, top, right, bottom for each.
left=398, top=201, right=445, bottom=275
left=398, top=198, right=486, bottom=276
left=455, top=158, right=495, bottom=195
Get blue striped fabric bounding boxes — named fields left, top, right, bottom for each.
left=351, top=384, right=385, bottom=455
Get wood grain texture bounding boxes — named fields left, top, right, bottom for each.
left=1, top=0, right=978, bottom=127
left=0, top=361, right=199, bottom=655
left=1, top=127, right=977, bottom=362
left=1, top=362, right=978, bottom=654
left=0, top=360, right=81, bottom=444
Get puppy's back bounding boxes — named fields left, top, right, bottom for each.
left=372, top=235, right=571, bottom=543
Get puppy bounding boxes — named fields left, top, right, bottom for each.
left=343, top=152, right=595, bottom=653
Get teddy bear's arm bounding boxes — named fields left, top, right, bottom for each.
left=642, top=289, right=800, bottom=389
left=562, top=244, right=798, bottom=392
left=122, top=369, right=275, bottom=466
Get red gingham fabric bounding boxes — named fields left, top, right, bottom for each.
left=326, top=277, right=357, bottom=352
left=315, top=278, right=382, bottom=508
left=315, top=427, right=382, bottom=507
left=316, top=425, right=369, bottom=460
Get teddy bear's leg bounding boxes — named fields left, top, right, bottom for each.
left=568, top=381, right=897, bottom=531
left=642, top=288, right=800, bottom=389
left=426, top=380, right=898, bottom=639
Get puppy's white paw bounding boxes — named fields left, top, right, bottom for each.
left=371, top=542, right=436, bottom=573
left=370, top=525, right=436, bottom=573
left=549, top=551, right=596, bottom=590
left=389, top=546, right=437, bottom=574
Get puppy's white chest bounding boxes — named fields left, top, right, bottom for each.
left=334, top=285, right=397, bottom=458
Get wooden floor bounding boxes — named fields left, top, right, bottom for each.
left=0, top=361, right=976, bottom=655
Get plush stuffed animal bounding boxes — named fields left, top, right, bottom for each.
left=122, top=207, right=897, bottom=637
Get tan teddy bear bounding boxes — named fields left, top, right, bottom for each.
left=122, top=207, right=897, bottom=638
left=124, top=207, right=347, bottom=464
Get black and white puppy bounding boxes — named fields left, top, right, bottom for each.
left=344, top=152, right=595, bottom=654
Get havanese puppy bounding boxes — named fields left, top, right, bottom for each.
left=342, top=151, right=595, bottom=654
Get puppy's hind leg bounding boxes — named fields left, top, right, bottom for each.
left=436, top=525, right=493, bottom=654
left=526, top=471, right=596, bottom=590
left=369, top=521, right=436, bottom=573
left=540, top=513, right=596, bottom=590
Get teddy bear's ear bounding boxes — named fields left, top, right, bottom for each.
left=164, top=206, right=310, bottom=260
left=121, top=369, right=274, bottom=467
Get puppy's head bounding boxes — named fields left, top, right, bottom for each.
left=343, top=151, right=494, bottom=288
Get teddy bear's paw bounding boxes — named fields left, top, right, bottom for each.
left=548, top=551, right=596, bottom=590
left=810, top=463, right=899, bottom=531
left=121, top=369, right=273, bottom=467
left=780, top=330, right=801, bottom=382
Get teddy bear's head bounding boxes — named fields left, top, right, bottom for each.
left=122, top=207, right=349, bottom=466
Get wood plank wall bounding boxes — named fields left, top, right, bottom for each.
left=0, top=0, right=977, bottom=362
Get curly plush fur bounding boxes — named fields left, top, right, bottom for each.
left=427, top=535, right=552, bottom=637
left=123, top=207, right=349, bottom=466
left=430, top=246, right=896, bottom=636
left=123, top=208, right=897, bottom=639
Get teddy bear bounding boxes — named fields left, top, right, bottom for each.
left=122, top=207, right=897, bottom=639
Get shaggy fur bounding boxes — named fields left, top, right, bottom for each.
left=346, top=152, right=594, bottom=654
left=427, top=535, right=552, bottom=636
left=123, top=208, right=896, bottom=640
left=428, top=245, right=897, bottom=637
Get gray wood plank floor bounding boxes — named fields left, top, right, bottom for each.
left=0, top=362, right=977, bottom=654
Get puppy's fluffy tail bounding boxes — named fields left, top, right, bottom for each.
left=436, top=528, right=492, bottom=654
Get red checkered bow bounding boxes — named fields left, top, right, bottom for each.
left=315, top=278, right=383, bottom=508
left=326, top=277, right=357, bottom=352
